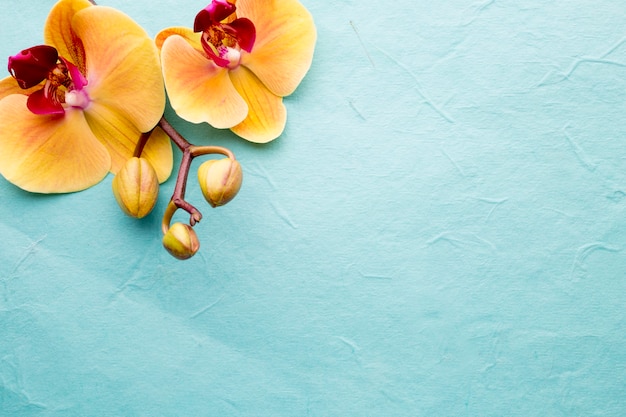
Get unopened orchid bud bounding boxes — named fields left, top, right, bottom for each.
left=197, top=158, right=242, bottom=207
left=162, top=222, right=200, bottom=260
left=112, top=157, right=159, bottom=218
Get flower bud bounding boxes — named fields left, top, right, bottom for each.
left=197, top=158, right=242, bottom=207
left=112, top=157, right=159, bottom=218
left=162, top=222, right=200, bottom=260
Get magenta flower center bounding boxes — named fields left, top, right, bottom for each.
left=8, top=45, right=90, bottom=115
left=194, top=1, right=256, bottom=69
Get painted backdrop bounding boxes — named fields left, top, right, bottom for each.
left=1, top=0, right=625, bottom=415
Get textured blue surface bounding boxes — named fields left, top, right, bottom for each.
left=2, top=0, right=626, bottom=415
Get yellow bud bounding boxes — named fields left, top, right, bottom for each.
left=112, top=157, right=159, bottom=218
left=197, top=158, right=242, bottom=207
left=162, top=222, right=200, bottom=260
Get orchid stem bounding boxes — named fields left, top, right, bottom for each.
left=159, top=116, right=191, bottom=152
left=132, top=130, right=152, bottom=158
left=157, top=116, right=236, bottom=228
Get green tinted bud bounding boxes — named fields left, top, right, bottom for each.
left=112, top=157, right=159, bottom=218
left=162, top=222, right=200, bottom=260
left=197, top=158, right=242, bottom=207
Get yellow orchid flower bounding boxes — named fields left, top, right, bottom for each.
left=0, top=0, right=172, bottom=193
left=156, top=0, right=317, bottom=143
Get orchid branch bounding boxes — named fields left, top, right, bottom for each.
left=156, top=116, right=236, bottom=227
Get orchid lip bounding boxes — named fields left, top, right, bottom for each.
left=223, top=18, right=256, bottom=53
left=26, top=88, right=65, bottom=115
left=195, top=1, right=256, bottom=68
left=8, top=45, right=59, bottom=89
left=194, top=0, right=236, bottom=32
left=8, top=45, right=90, bottom=115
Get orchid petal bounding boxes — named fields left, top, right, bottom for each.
left=72, top=6, right=165, bottom=132
left=83, top=102, right=172, bottom=182
left=0, top=76, right=39, bottom=100
left=140, top=127, right=174, bottom=184
left=44, top=0, right=92, bottom=72
left=0, top=94, right=110, bottom=193
left=155, top=27, right=202, bottom=52
left=229, top=66, right=286, bottom=143
left=238, top=0, right=316, bottom=97
left=161, top=35, right=247, bottom=128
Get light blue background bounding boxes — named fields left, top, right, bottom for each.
left=2, top=0, right=626, bottom=415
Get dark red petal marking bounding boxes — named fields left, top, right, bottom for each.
left=26, top=89, right=65, bottom=115
left=194, top=0, right=236, bottom=32
left=61, top=57, right=87, bottom=90
left=8, top=45, right=59, bottom=89
left=223, top=18, right=256, bottom=53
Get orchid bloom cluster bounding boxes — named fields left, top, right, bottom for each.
left=0, top=0, right=316, bottom=260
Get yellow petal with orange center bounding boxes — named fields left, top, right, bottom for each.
left=138, top=127, right=174, bottom=184
left=238, top=0, right=316, bottom=97
left=0, top=76, right=40, bottom=100
left=161, top=35, right=248, bottom=128
left=229, top=66, right=286, bottom=143
left=0, top=95, right=110, bottom=193
left=43, top=0, right=92, bottom=72
left=72, top=5, right=165, bottom=132
left=83, top=102, right=173, bottom=183
left=156, top=27, right=202, bottom=52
